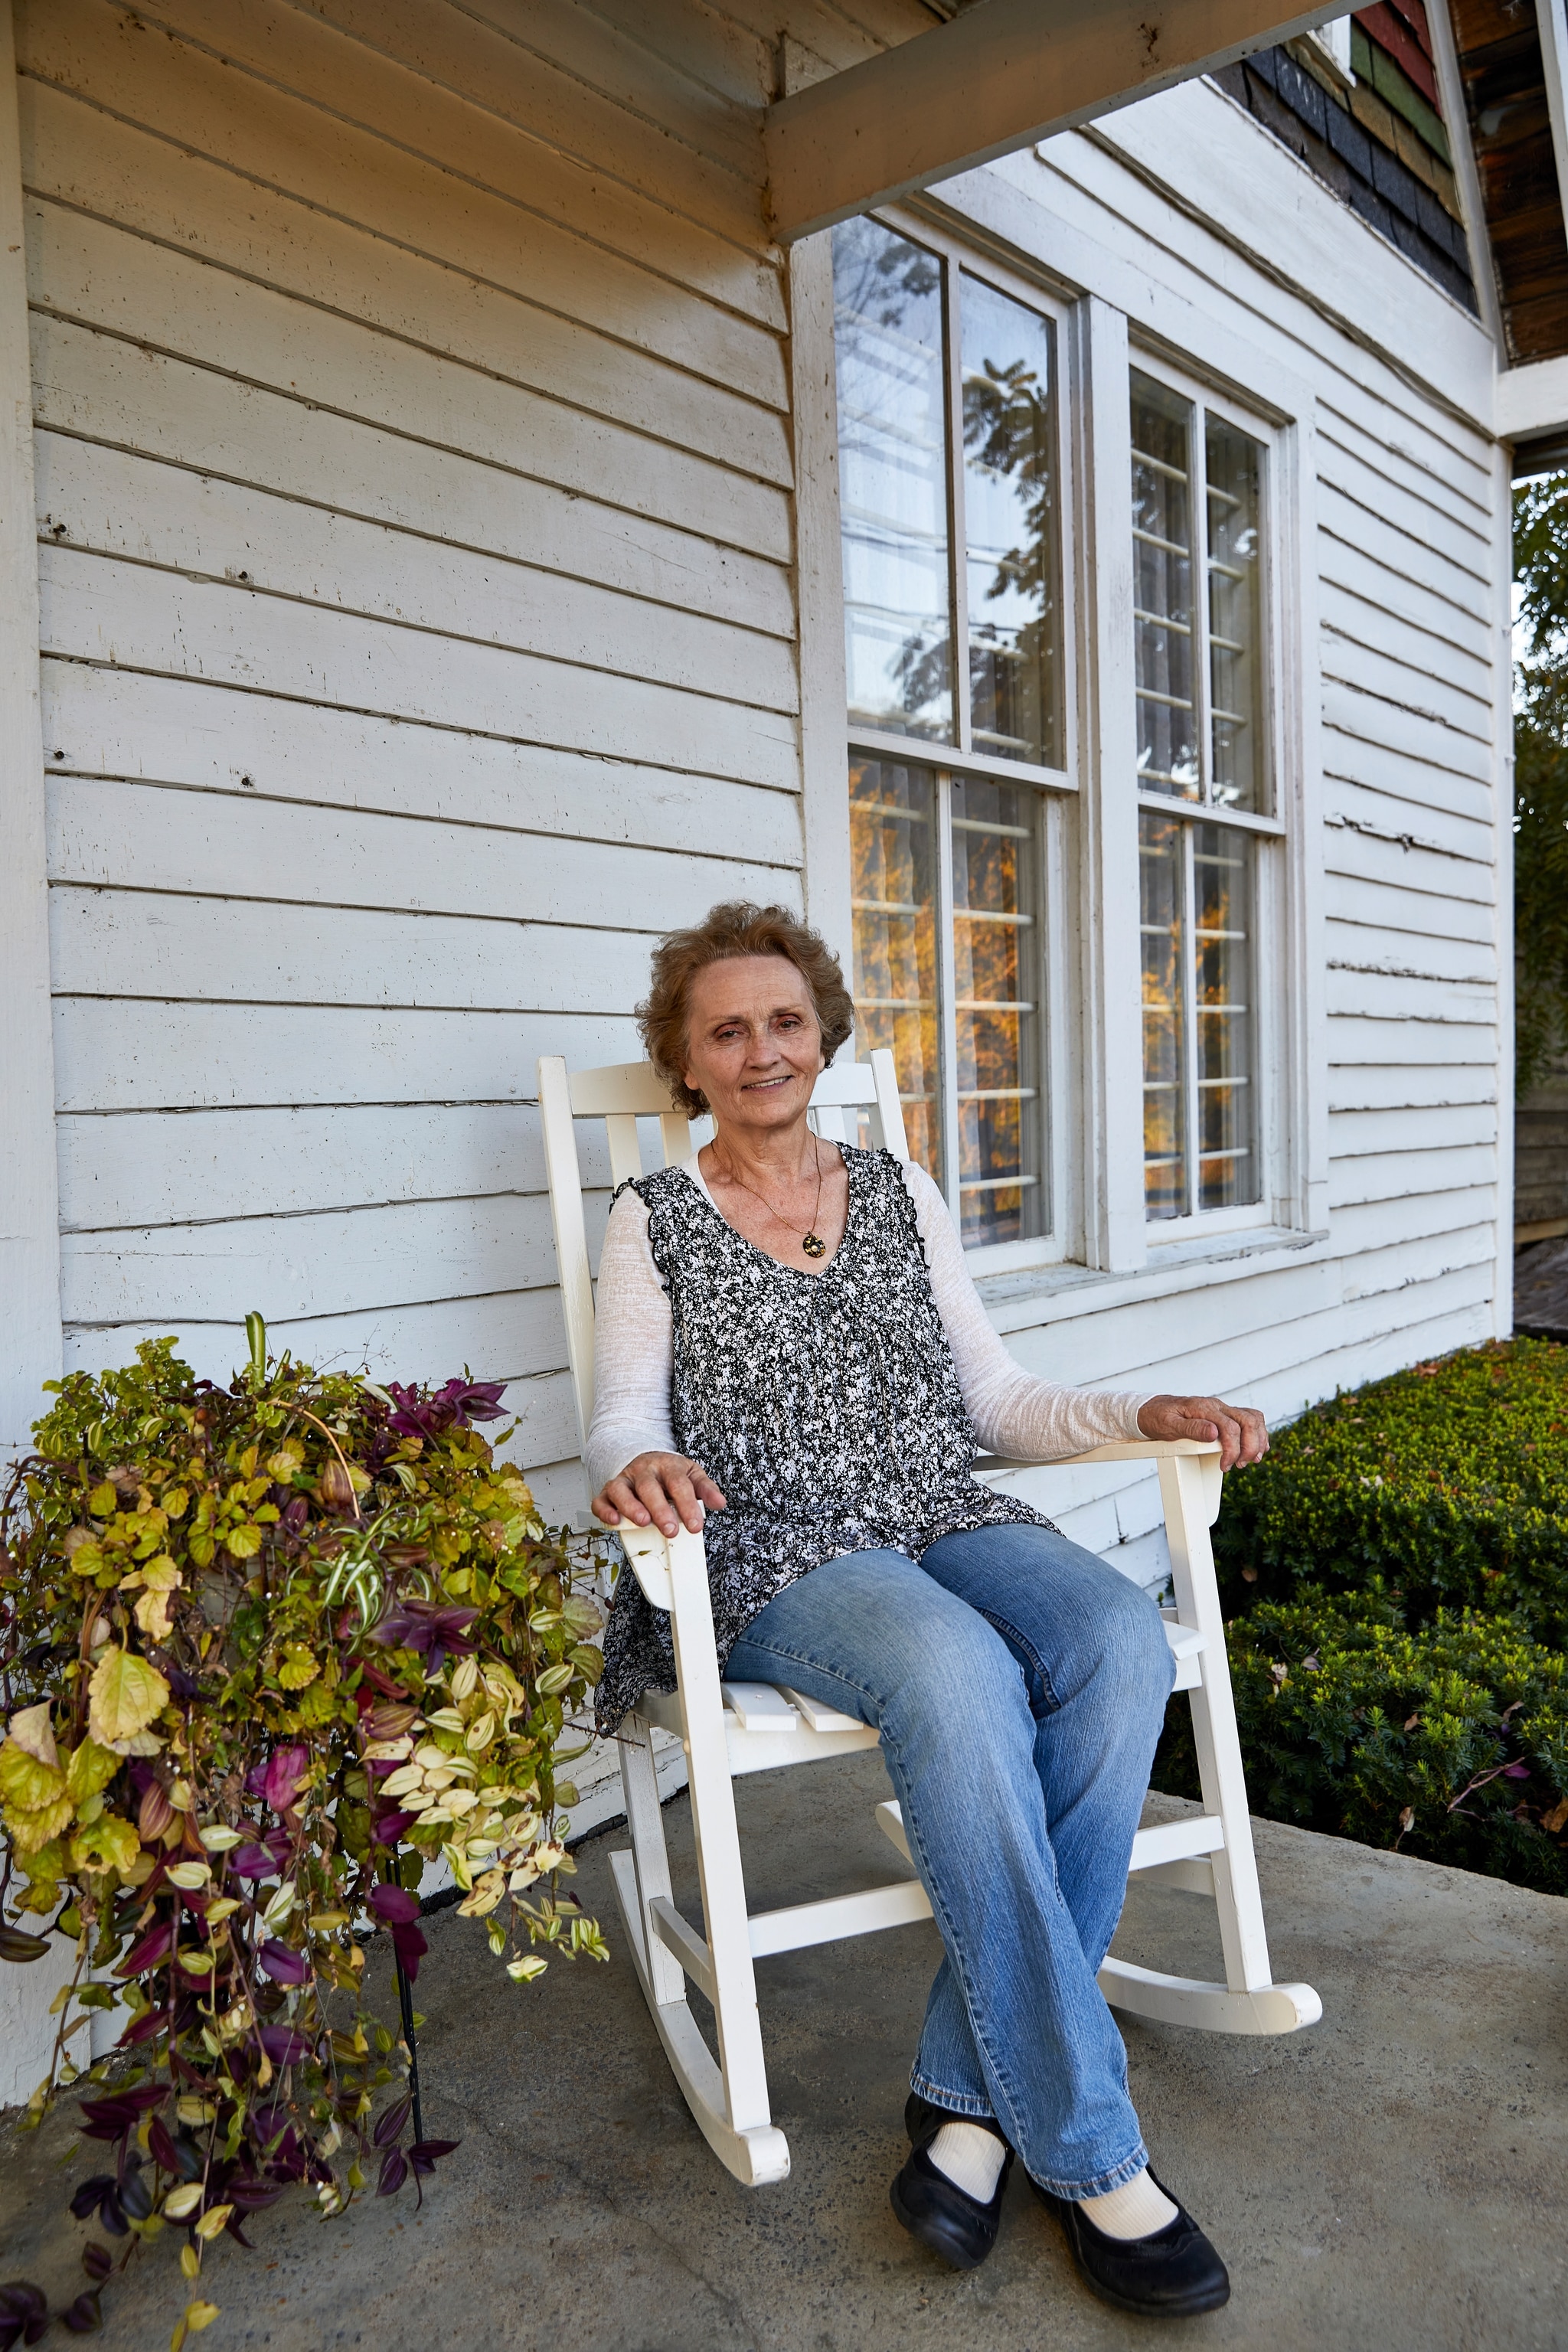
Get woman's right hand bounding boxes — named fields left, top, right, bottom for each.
left=591, top=1452, right=727, bottom=1538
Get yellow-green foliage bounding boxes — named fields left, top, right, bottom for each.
left=0, top=1328, right=606, bottom=2339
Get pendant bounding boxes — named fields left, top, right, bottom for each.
left=802, top=1231, right=827, bottom=1259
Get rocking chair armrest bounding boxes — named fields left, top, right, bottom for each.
left=974, top=1436, right=1225, bottom=1531
left=613, top=1521, right=679, bottom=1612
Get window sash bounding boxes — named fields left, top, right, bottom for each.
left=834, top=217, right=1070, bottom=792
left=1131, top=369, right=1269, bottom=818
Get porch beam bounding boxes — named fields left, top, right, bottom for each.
left=765, top=0, right=1353, bottom=242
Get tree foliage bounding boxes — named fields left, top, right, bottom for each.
left=1514, top=474, right=1568, bottom=1094
left=0, top=1325, right=605, bottom=2345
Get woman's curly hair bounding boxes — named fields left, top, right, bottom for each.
left=638, top=901, right=855, bottom=1116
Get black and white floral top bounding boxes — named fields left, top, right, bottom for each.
left=591, top=1145, right=1145, bottom=1736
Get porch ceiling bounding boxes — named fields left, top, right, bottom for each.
left=763, top=0, right=1356, bottom=240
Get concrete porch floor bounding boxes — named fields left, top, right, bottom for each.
left=3, top=1756, right=1567, bottom=2352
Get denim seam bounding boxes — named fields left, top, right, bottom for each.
left=970, top=1604, right=1060, bottom=1713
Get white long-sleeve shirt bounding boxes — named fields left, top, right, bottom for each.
left=586, top=1155, right=1150, bottom=1496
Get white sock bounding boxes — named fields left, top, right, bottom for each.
left=1079, top=2167, right=1178, bottom=2239
left=927, top=2120, right=1008, bottom=2203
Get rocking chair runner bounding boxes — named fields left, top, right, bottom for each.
left=538, top=1047, right=1321, bottom=2188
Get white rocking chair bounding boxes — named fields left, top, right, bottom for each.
left=538, top=1047, right=1321, bottom=2187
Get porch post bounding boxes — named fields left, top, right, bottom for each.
left=0, top=0, right=70, bottom=2112
left=0, top=0, right=60, bottom=1462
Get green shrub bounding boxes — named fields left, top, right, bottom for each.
left=1155, top=1588, right=1568, bottom=1893
left=1211, top=1339, right=1568, bottom=1640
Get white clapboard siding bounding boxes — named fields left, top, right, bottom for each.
left=46, top=779, right=791, bottom=930
left=40, top=555, right=800, bottom=790
left=52, top=1001, right=645, bottom=1115
left=40, top=667, right=802, bottom=870
left=19, top=3, right=788, bottom=408
left=60, top=1189, right=608, bottom=1327
left=38, top=444, right=798, bottom=713
left=49, top=893, right=690, bottom=1018
left=104, top=0, right=789, bottom=325
left=18, top=93, right=793, bottom=488
left=1321, top=679, right=1493, bottom=787
left=28, top=212, right=792, bottom=563
left=57, top=1105, right=619, bottom=1232
left=1328, top=1063, right=1497, bottom=1112
left=33, top=326, right=793, bottom=640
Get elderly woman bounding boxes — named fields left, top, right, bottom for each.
left=589, top=903, right=1266, bottom=2317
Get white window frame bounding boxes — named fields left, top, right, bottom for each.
left=793, top=206, right=1325, bottom=1292
left=1129, top=351, right=1290, bottom=1244
left=844, top=207, right=1082, bottom=1275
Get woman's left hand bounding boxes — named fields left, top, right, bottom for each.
left=1136, top=1393, right=1269, bottom=1471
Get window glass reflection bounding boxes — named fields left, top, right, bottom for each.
left=833, top=220, right=952, bottom=742
left=952, top=778, right=1043, bottom=1245
left=1194, top=822, right=1255, bottom=1207
left=849, top=758, right=943, bottom=1189
left=1131, top=373, right=1198, bottom=799
left=1205, top=419, right=1263, bottom=812
left=961, top=275, right=1060, bottom=769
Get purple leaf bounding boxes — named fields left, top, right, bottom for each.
left=384, top=1377, right=507, bottom=1442
left=247, top=1744, right=309, bottom=1815
left=113, top=1921, right=174, bottom=1978
left=58, top=2288, right=103, bottom=2334
left=116, top=2004, right=169, bottom=2048
left=370, top=1596, right=478, bottom=1672
left=373, top=2094, right=411, bottom=2149
left=227, top=1843, right=275, bottom=1880
left=226, top=2180, right=283, bottom=2213
left=256, top=1938, right=310, bottom=1986
left=390, top=1920, right=428, bottom=1981
left=69, top=2177, right=116, bottom=2222
left=1504, top=1763, right=1531, bottom=1779
left=257, top=2024, right=315, bottom=2066
left=375, top=2145, right=408, bottom=2197
left=368, top=1883, right=420, bottom=1926
left=146, top=2116, right=180, bottom=2176
left=80, top=2246, right=112, bottom=2285
left=371, top=1809, right=416, bottom=1845
left=408, top=2138, right=459, bottom=2176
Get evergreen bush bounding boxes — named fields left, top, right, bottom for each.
left=1153, top=1339, right=1568, bottom=1891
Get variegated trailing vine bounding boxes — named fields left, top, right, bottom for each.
left=0, top=1319, right=606, bottom=2349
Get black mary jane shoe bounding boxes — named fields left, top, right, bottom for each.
left=1031, top=2171, right=1230, bottom=2318
left=890, top=2095, right=1014, bottom=2272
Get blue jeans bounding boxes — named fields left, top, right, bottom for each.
left=724, top=1520, right=1174, bottom=2198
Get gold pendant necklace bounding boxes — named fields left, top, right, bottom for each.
left=717, top=1143, right=828, bottom=1259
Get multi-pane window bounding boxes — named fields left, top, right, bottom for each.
left=835, top=215, right=1063, bottom=1250
left=1132, top=367, right=1267, bottom=1222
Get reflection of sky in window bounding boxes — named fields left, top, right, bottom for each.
left=833, top=217, right=952, bottom=741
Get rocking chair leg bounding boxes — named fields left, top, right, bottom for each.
left=1097, top=1457, right=1321, bottom=2038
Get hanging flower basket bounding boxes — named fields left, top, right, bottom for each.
left=0, top=1317, right=606, bottom=2346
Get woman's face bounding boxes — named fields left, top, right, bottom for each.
left=682, top=955, right=825, bottom=1138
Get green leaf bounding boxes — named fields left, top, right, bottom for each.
left=87, top=1648, right=169, bottom=1749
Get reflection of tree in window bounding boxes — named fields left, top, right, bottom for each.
left=962, top=276, right=1060, bottom=769
left=831, top=220, right=952, bottom=741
